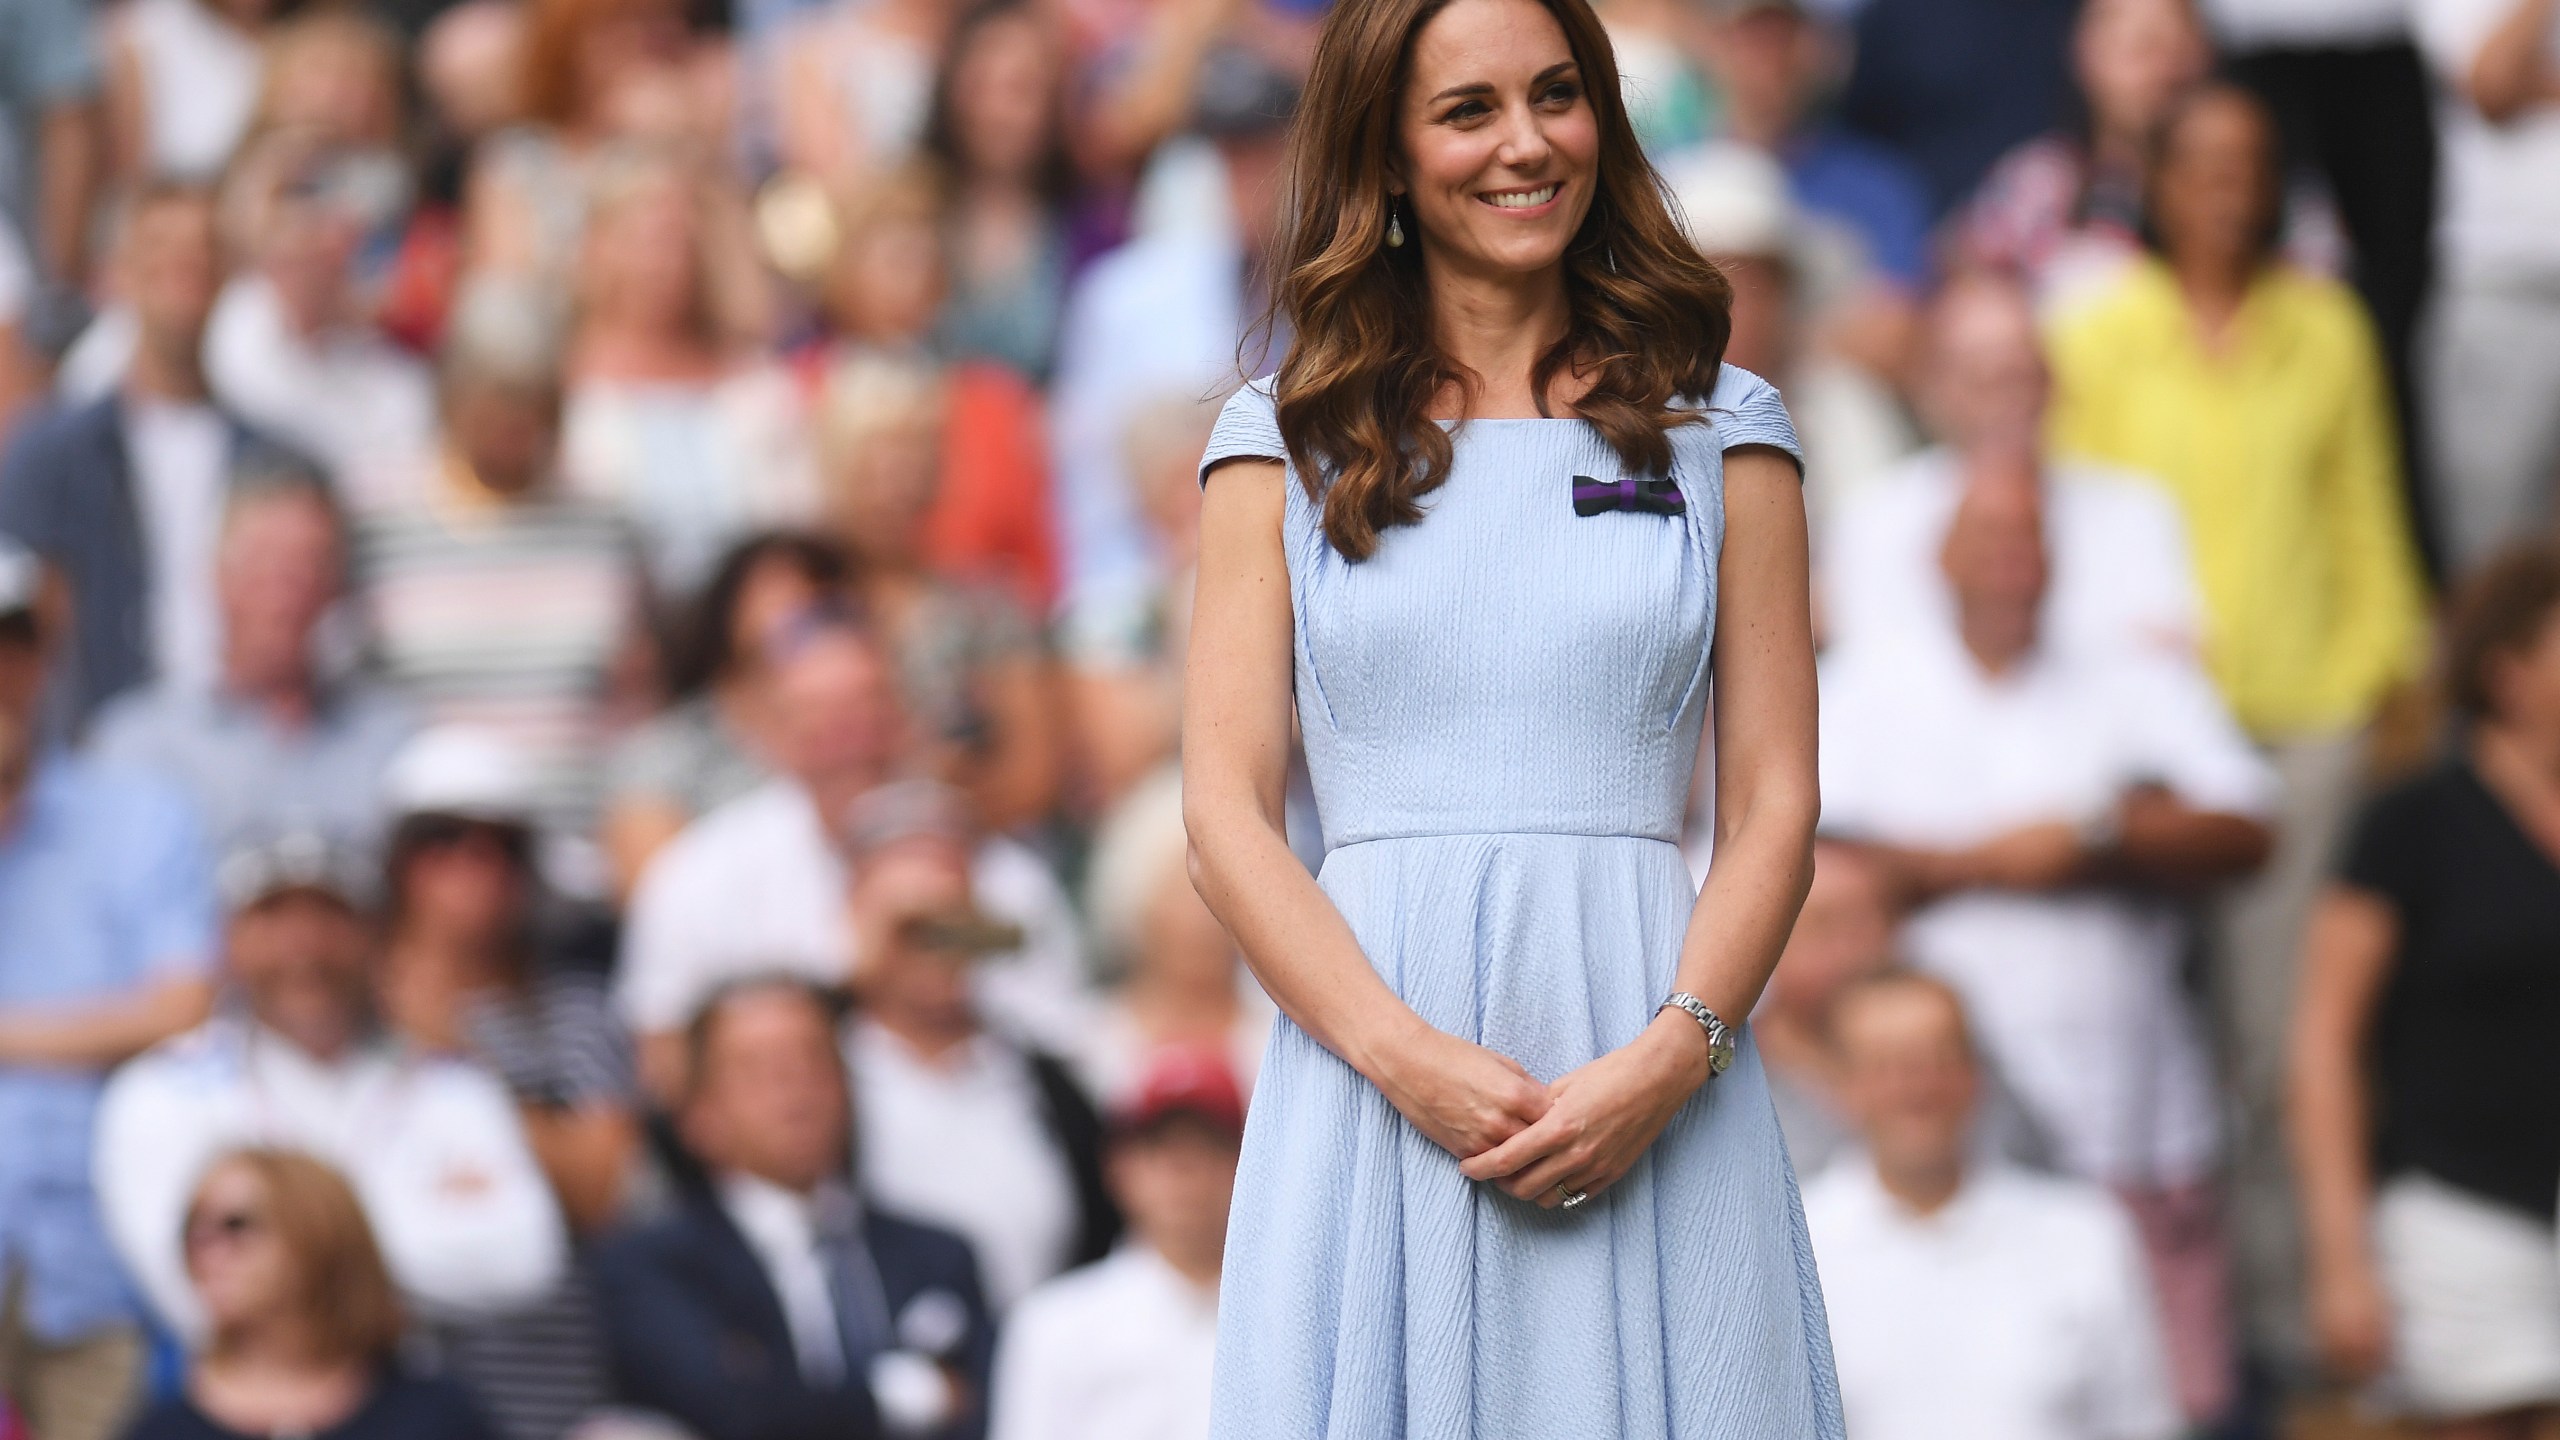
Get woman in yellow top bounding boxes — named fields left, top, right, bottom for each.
left=2044, top=82, right=2431, bottom=1397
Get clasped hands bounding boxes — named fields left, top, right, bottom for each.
left=1366, top=1012, right=1716, bottom=1210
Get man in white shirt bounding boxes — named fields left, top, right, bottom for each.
left=841, top=782, right=1117, bottom=1313
left=593, top=977, right=994, bottom=1440
left=1805, top=970, right=2181, bottom=1440
left=989, top=1046, right=1241, bottom=1440
left=617, top=616, right=1092, bottom=1097
left=92, top=830, right=567, bottom=1338
left=1818, top=475, right=2276, bottom=1425
left=2412, top=0, right=2560, bottom=570
left=1821, top=271, right=2200, bottom=660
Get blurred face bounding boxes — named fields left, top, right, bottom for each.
left=2076, top=0, right=2207, bottom=146
left=1834, top=982, right=1979, bottom=1182
left=1393, top=0, right=1601, bottom=282
left=218, top=491, right=341, bottom=681
left=265, top=34, right=403, bottom=146
left=585, top=177, right=702, bottom=335
left=727, top=557, right=825, bottom=681
left=1917, top=278, right=2050, bottom=457
left=1767, top=844, right=1895, bottom=1020
left=1108, top=1123, right=1239, bottom=1267
left=122, top=195, right=223, bottom=365
left=397, top=819, right=531, bottom=940
left=2486, top=611, right=2560, bottom=735
left=0, top=708, right=32, bottom=833
left=1137, top=864, right=1238, bottom=990
left=0, top=629, right=43, bottom=738
left=228, top=890, right=373, bottom=1059
left=850, top=840, right=981, bottom=1032
left=261, top=192, right=366, bottom=330
left=185, top=1162, right=298, bottom=1332
left=1709, top=7, right=1825, bottom=137
left=770, top=630, right=903, bottom=787
left=2152, top=89, right=2278, bottom=279
left=826, top=421, right=943, bottom=561
left=948, top=13, right=1058, bottom=182
left=572, top=0, right=690, bottom=122
left=443, top=376, right=561, bottom=495
left=421, top=1, right=528, bottom=139
left=1718, top=254, right=1796, bottom=379
left=683, top=988, right=851, bottom=1191
left=826, top=213, right=948, bottom=344
left=1940, top=475, right=2050, bottom=657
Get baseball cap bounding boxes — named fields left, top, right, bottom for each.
left=1660, top=142, right=1802, bottom=262
left=1114, top=1045, right=1248, bottom=1141
left=382, top=726, right=543, bottom=827
left=217, top=829, right=378, bottom=914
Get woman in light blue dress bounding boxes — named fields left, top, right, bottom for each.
left=1179, top=0, right=1841, bottom=1432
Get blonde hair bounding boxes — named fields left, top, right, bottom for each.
left=817, top=351, right=949, bottom=475
left=191, top=1148, right=406, bottom=1367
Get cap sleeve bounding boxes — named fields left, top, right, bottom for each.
left=1198, top=378, right=1287, bottom=488
left=1706, top=363, right=1804, bottom=479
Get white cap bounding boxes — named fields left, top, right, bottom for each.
left=1661, top=142, right=1802, bottom=262
left=382, top=725, right=543, bottom=825
left=0, top=535, right=38, bottom=619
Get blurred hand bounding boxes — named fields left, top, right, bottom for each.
left=1962, top=820, right=2088, bottom=892
left=1368, top=1026, right=1551, bottom=1162
left=2308, top=1252, right=2393, bottom=1384
left=1456, top=1016, right=1708, bottom=1207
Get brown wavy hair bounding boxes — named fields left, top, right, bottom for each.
left=1259, top=0, right=1733, bottom=561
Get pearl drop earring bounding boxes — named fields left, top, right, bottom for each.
left=1386, top=201, right=1405, bottom=249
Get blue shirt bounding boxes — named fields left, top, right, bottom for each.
left=1839, top=0, right=2078, bottom=218
left=0, top=754, right=214, bottom=1341
left=89, top=678, right=418, bottom=857
left=1787, top=127, right=1938, bottom=289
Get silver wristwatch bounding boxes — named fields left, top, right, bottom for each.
left=1658, top=992, right=1737, bottom=1077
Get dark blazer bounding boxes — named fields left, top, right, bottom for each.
left=0, top=394, right=321, bottom=733
left=591, top=1183, right=999, bottom=1440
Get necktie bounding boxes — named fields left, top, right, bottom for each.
left=811, top=1187, right=893, bottom=1379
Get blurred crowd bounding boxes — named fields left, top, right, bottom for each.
left=0, top=0, right=2553, bottom=1435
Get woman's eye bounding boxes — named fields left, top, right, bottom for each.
left=1441, top=100, right=1490, bottom=122
left=1539, top=81, right=1582, bottom=106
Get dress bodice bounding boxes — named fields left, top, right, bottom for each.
left=1198, top=366, right=1801, bottom=848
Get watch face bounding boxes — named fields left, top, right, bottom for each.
left=1708, top=1028, right=1737, bottom=1074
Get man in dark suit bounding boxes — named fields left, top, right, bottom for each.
left=593, top=976, right=997, bottom=1440
left=0, top=181, right=321, bottom=736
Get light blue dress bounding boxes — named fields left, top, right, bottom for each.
left=1195, top=365, right=1845, bottom=1439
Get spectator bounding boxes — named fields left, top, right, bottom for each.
left=123, top=1149, right=502, bottom=1440
left=839, top=782, right=1118, bottom=1311
left=93, top=830, right=568, bottom=1374
left=1818, top=477, right=2277, bottom=1424
left=921, top=0, right=1079, bottom=384
left=250, top=10, right=411, bottom=153
left=1047, top=45, right=1296, bottom=617
left=376, top=727, right=641, bottom=1236
left=1823, top=271, right=2200, bottom=660
left=1075, top=768, right=1271, bottom=1104
left=617, top=616, right=1090, bottom=1093
left=90, top=471, right=417, bottom=856
left=203, top=132, right=436, bottom=504
left=2411, top=0, right=2560, bottom=573
left=1955, top=0, right=2213, bottom=310
left=592, top=978, right=996, bottom=1440
left=1753, top=841, right=1896, bottom=1172
left=600, top=532, right=846, bottom=899
left=988, top=1047, right=1240, bottom=1440
left=773, top=0, right=953, bottom=188
left=2290, top=543, right=2560, bottom=1435
left=101, top=0, right=273, bottom=186
left=806, top=168, right=1058, bottom=621
left=1837, top=0, right=2079, bottom=216
left=1, top=183, right=326, bottom=730
left=2045, top=84, right=2431, bottom=1364
left=815, top=353, right=1059, bottom=831
left=0, top=536, right=217, bottom=1440
left=356, top=275, right=655, bottom=835
left=0, top=0, right=104, bottom=327
left=1058, top=394, right=1213, bottom=808
left=2217, top=0, right=2440, bottom=573
left=561, top=152, right=806, bottom=597
left=1804, top=971, right=2181, bottom=1440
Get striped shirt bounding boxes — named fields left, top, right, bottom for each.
left=356, top=485, right=646, bottom=830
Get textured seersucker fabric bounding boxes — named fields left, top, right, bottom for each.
left=1194, top=365, right=1846, bottom=1439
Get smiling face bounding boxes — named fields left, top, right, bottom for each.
left=1392, top=0, right=1600, bottom=281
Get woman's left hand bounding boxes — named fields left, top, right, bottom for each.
left=1456, top=1013, right=1714, bottom=1207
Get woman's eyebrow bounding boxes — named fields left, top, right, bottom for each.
left=1428, top=60, right=1579, bottom=104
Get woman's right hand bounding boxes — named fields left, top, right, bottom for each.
left=1364, top=1025, right=1551, bottom=1161
left=2307, top=1251, right=2393, bottom=1384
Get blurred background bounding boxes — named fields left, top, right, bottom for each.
left=0, top=0, right=2553, bottom=1436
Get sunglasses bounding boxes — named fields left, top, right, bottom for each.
left=405, top=815, right=532, bottom=860
left=184, top=1207, right=268, bottom=1252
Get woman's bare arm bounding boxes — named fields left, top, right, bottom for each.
left=1182, top=458, right=1547, bottom=1160
left=1463, top=448, right=1818, bottom=1204
left=2289, top=883, right=2400, bottom=1381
